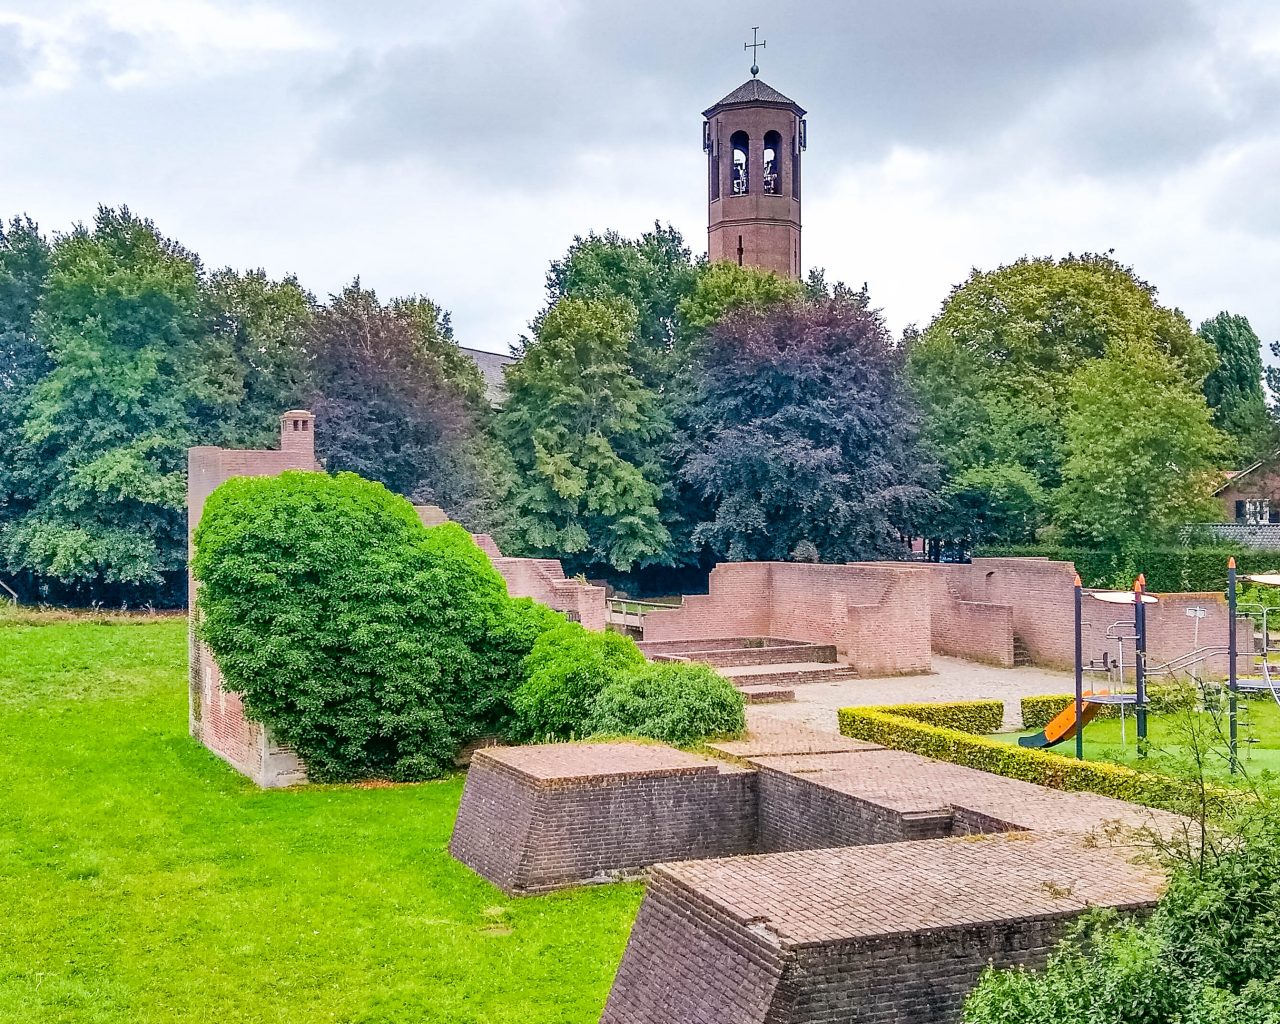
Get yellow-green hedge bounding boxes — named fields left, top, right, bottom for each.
left=868, top=700, right=1003, bottom=735
left=837, top=706, right=1234, bottom=817
left=1020, top=685, right=1196, bottom=731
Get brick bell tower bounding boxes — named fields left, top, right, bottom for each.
left=703, top=30, right=807, bottom=278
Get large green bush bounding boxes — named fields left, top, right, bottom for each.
left=588, top=662, right=746, bottom=746
left=192, top=471, right=549, bottom=782
left=510, top=622, right=645, bottom=740
left=975, top=545, right=1280, bottom=593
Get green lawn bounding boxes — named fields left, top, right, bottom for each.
left=0, top=614, right=641, bottom=1024
left=993, top=697, right=1280, bottom=790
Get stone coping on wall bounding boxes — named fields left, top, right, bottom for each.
left=472, top=741, right=738, bottom=784
left=650, top=830, right=1165, bottom=948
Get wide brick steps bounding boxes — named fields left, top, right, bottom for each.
left=737, top=683, right=797, bottom=703
left=721, top=661, right=860, bottom=688
left=661, top=643, right=838, bottom=669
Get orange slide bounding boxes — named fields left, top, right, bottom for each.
left=1018, top=693, right=1107, bottom=749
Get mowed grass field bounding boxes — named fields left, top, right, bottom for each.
left=0, top=614, right=641, bottom=1024
left=994, top=697, right=1280, bottom=790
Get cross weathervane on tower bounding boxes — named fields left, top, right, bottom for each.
left=745, top=27, right=765, bottom=77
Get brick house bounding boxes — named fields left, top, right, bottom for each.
left=1216, top=454, right=1280, bottom=525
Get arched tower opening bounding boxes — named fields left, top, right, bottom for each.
left=763, top=130, right=781, bottom=195
left=730, top=131, right=749, bottom=195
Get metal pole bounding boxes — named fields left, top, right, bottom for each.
left=1229, top=557, right=1239, bottom=775
left=1075, top=575, right=1084, bottom=761
left=1135, top=577, right=1148, bottom=756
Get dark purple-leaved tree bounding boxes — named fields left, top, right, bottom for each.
left=681, top=297, right=934, bottom=563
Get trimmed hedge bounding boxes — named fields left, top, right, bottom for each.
left=869, top=700, right=1004, bottom=735
left=975, top=545, right=1280, bottom=593
left=1021, top=685, right=1196, bottom=731
left=837, top=706, right=1234, bottom=817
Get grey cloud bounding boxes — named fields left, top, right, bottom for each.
left=0, top=22, right=37, bottom=88
left=311, top=0, right=1218, bottom=186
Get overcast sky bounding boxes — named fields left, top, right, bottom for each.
left=2, top=0, right=1278, bottom=355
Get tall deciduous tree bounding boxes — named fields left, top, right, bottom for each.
left=682, top=298, right=932, bottom=562
left=498, top=297, right=670, bottom=572
left=199, top=268, right=313, bottom=449
left=0, top=207, right=210, bottom=596
left=1198, top=311, right=1272, bottom=462
left=908, top=254, right=1215, bottom=492
left=1055, top=340, right=1225, bottom=546
left=0, top=217, right=51, bottom=574
left=536, top=224, right=698, bottom=385
left=303, top=282, right=501, bottom=527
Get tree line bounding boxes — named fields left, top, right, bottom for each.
left=0, top=208, right=1271, bottom=604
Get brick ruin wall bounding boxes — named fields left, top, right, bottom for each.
left=449, top=746, right=757, bottom=895
left=640, top=562, right=932, bottom=676
left=187, top=415, right=318, bottom=788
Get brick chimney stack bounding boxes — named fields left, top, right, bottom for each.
left=279, top=410, right=315, bottom=459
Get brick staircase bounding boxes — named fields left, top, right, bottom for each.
left=1013, top=635, right=1033, bottom=667
left=638, top=637, right=859, bottom=703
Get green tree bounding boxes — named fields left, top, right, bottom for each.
left=536, top=224, right=698, bottom=385
left=0, top=207, right=211, bottom=596
left=199, top=268, right=313, bottom=449
left=941, top=463, right=1047, bottom=547
left=1198, top=311, right=1272, bottom=462
left=677, top=260, right=805, bottom=339
left=390, top=294, right=489, bottom=408
left=0, top=217, right=51, bottom=582
left=1055, top=340, right=1225, bottom=546
left=193, top=471, right=553, bottom=781
left=908, top=254, right=1215, bottom=492
left=498, top=297, right=670, bottom=572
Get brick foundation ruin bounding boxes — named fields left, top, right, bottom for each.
left=449, top=729, right=1180, bottom=1024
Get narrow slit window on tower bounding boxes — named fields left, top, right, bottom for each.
left=730, top=131, right=749, bottom=195
left=737, top=234, right=744, bottom=266
left=763, top=130, right=781, bottom=194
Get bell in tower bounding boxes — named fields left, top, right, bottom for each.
left=703, top=30, right=806, bottom=278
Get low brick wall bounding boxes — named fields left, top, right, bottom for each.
left=449, top=743, right=757, bottom=895
left=641, top=562, right=931, bottom=676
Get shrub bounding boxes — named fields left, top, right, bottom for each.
left=510, top=622, right=646, bottom=740
left=870, top=700, right=1003, bottom=735
left=837, top=706, right=1235, bottom=816
left=589, top=662, right=746, bottom=746
left=192, top=471, right=549, bottom=782
left=1020, top=685, right=1196, bottom=731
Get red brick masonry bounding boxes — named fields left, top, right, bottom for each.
left=448, top=731, right=1181, bottom=1024
left=449, top=743, right=756, bottom=894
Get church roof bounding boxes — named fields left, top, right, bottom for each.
left=703, top=77, right=805, bottom=117
left=459, top=345, right=515, bottom=405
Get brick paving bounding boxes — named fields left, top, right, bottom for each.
left=476, top=741, right=722, bottom=782
left=749, top=655, right=1081, bottom=732
left=654, top=830, right=1165, bottom=945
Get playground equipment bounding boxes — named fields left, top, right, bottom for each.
left=1230, top=563, right=1280, bottom=773
left=1041, top=576, right=1158, bottom=760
